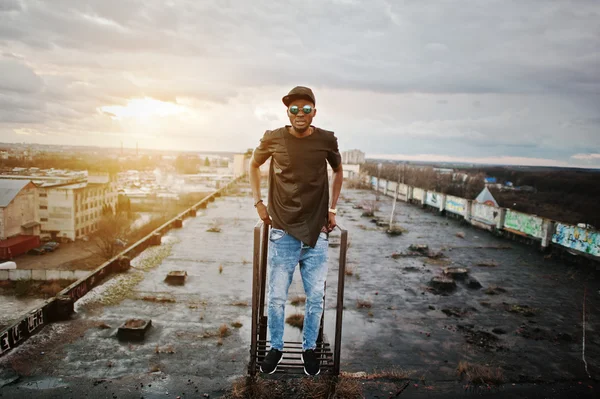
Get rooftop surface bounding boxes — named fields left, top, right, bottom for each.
left=0, top=179, right=31, bottom=207
left=0, top=184, right=598, bottom=398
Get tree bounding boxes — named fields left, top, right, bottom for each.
left=92, top=212, right=131, bottom=260
left=204, top=157, right=210, bottom=167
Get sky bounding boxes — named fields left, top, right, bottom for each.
left=0, top=0, right=599, bottom=168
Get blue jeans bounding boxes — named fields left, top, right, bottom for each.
left=267, top=228, right=329, bottom=351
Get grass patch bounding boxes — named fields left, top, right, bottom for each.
left=357, top=224, right=377, bottom=231
left=219, top=264, right=223, bottom=274
left=98, top=241, right=175, bottom=306
left=484, top=285, right=507, bottom=295
left=207, top=220, right=222, bottom=233
left=457, top=361, right=504, bottom=386
left=477, top=261, right=498, bottom=267
left=285, top=313, right=304, bottom=329
left=290, top=295, right=306, bottom=306
left=11, top=279, right=75, bottom=298
left=343, top=367, right=414, bottom=380
left=424, top=257, right=451, bottom=266
left=224, top=376, right=363, bottom=399
left=231, top=321, right=243, bottom=328
left=357, top=299, right=372, bottom=309
left=231, top=301, right=249, bottom=307
left=141, top=295, right=176, bottom=303
left=149, top=364, right=161, bottom=373
left=201, top=324, right=231, bottom=339
left=155, top=344, right=175, bottom=354
left=219, top=324, right=230, bottom=338
left=506, top=304, right=538, bottom=317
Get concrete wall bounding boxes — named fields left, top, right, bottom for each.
left=472, top=203, right=501, bottom=225
left=0, top=269, right=89, bottom=281
left=412, top=187, right=424, bottom=204
left=425, top=191, right=442, bottom=208
left=397, top=183, right=409, bottom=199
left=44, top=188, right=75, bottom=240
left=233, top=154, right=249, bottom=177
left=1, top=183, right=38, bottom=239
left=74, top=182, right=118, bottom=239
left=504, top=209, right=544, bottom=239
left=365, top=175, right=599, bottom=260
left=445, top=196, right=466, bottom=216
left=42, top=180, right=118, bottom=241
left=342, top=164, right=361, bottom=179
left=552, top=223, right=600, bottom=257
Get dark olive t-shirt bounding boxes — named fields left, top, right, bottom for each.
left=252, top=126, right=342, bottom=247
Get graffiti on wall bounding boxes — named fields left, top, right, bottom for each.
left=0, top=308, right=44, bottom=356
left=426, top=192, right=440, bottom=207
left=504, top=210, right=543, bottom=238
left=68, top=281, right=88, bottom=302
left=445, top=196, right=466, bottom=216
left=552, top=223, right=600, bottom=256
left=472, top=203, right=500, bottom=225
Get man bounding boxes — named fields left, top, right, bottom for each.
left=249, top=86, right=343, bottom=376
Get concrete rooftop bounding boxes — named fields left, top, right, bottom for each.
left=0, top=184, right=598, bottom=398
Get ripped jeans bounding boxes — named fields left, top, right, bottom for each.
left=267, top=228, right=329, bottom=351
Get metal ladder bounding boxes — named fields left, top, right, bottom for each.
left=248, top=222, right=348, bottom=376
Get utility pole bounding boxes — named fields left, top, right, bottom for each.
left=389, top=164, right=401, bottom=230
left=376, top=162, right=382, bottom=201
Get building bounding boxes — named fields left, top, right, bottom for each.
left=232, top=154, right=250, bottom=177
left=341, top=164, right=360, bottom=179
left=0, top=180, right=40, bottom=240
left=1, top=172, right=118, bottom=241
left=38, top=173, right=118, bottom=241
left=341, top=150, right=365, bottom=165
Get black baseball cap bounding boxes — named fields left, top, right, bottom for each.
left=282, top=86, right=316, bottom=106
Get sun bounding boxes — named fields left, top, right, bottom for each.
left=100, top=97, right=186, bottom=121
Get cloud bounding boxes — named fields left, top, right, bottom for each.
left=0, top=0, right=21, bottom=12
left=0, top=0, right=597, bottom=163
left=571, top=153, right=600, bottom=160
left=0, top=58, right=44, bottom=93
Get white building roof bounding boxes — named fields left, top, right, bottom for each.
left=0, top=179, right=31, bottom=207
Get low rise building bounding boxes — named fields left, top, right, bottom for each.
left=38, top=173, right=118, bottom=241
left=0, top=180, right=40, bottom=240
left=1, top=172, right=118, bottom=241
left=341, top=149, right=365, bottom=165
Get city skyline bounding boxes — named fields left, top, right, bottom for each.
left=1, top=0, right=599, bottom=168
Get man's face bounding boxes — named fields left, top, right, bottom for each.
left=287, top=98, right=316, bottom=133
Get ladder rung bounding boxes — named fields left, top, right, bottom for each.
left=257, top=350, right=332, bottom=356
left=257, top=340, right=330, bottom=347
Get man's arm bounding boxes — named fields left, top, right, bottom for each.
left=249, top=158, right=271, bottom=224
left=328, top=164, right=343, bottom=231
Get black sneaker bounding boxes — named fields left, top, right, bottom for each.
left=301, top=349, right=320, bottom=376
left=260, top=349, right=283, bottom=374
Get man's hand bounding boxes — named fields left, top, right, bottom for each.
left=256, top=202, right=271, bottom=225
left=327, top=212, right=337, bottom=232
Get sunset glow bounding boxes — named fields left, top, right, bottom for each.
left=100, top=97, right=187, bottom=121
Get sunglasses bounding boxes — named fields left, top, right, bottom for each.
left=289, top=105, right=313, bottom=115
